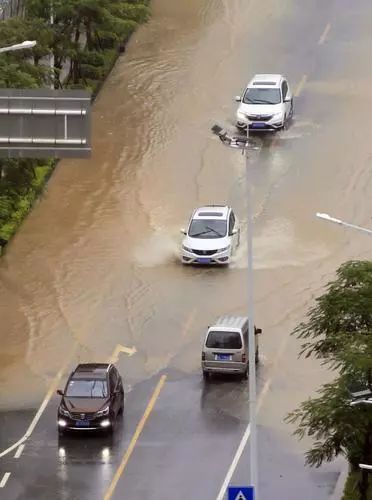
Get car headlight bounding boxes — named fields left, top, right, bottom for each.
left=96, top=406, right=110, bottom=417
left=59, top=406, right=70, bottom=417
left=217, top=246, right=230, bottom=252
left=272, top=112, right=284, bottom=120
left=182, top=245, right=193, bottom=252
left=237, top=111, right=247, bottom=119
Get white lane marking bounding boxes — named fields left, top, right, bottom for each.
left=14, top=444, right=25, bottom=459
left=216, top=332, right=290, bottom=500
left=0, top=473, right=11, bottom=488
left=0, top=363, right=66, bottom=458
left=0, top=342, right=127, bottom=458
left=215, top=380, right=271, bottom=500
left=318, top=23, right=331, bottom=45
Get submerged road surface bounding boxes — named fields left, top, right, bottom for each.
left=1, top=0, right=372, bottom=498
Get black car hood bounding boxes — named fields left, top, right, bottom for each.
left=63, top=397, right=109, bottom=413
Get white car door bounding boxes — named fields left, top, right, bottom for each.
left=229, top=211, right=239, bottom=251
left=282, top=80, right=292, bottom=117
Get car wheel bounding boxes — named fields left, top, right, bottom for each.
left=203, top=370, right=210, bottom=381
left=255, top=348, right=259, bottom=364
left=282, top=116, right=289, bottom=131
left=289, top=99, right=294, bottom=119
left=119, top=396, right=124, bottom=415
left=242, top=368, right=248, bottom=380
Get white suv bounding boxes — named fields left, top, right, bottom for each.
left=235, top=74, right=293, bottom=131
left=181, top=205, right=240, bottom=265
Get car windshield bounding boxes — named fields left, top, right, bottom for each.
left=206, top=331, right=242, bottom=349
left=243, top=87, right=281, bottom=105
left=188, top=219, right=227, bottom=238
left=65, top=379, right=108, bottom=398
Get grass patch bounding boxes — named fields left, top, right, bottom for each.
left=342, top=471, right=372, bottom=500
left=0, top=162, right=54, bottom=245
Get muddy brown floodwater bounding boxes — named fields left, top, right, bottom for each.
left=1, top=3, right=372, bottom=490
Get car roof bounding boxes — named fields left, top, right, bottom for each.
left=71, top=363, right=111, bottom=380
left=209, top=315, right=248, bottom=332
left=193, top=205, right=230, bottom=220
left=248, top=74, right=284, bottom=88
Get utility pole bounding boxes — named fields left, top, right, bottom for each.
left=211, top=122, right=259, bottom=498
left=50, top=1, right=55, bottom=89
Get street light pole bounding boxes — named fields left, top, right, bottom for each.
left=0, top=40, right=37, bottom=54
left=316, top=212, right=372, bottom=236
left=50, top=1, right=55, bottom=89
left=245, top=123, right=258, bottom=496
left=359, top=464, right=372, bottom=471
left=211, top=121, right=259, bottom=497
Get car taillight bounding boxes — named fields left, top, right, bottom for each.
left=242, top=353, right=246, bottom=363
left=202, top=352, right=206, bottom=361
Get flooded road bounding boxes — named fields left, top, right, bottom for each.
left=1, top=0, right=372, bottom=498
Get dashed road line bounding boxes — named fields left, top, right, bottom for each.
left=0, top=473, right=11, bottom=488
left=14, top=443, right=25, bottom=459
left=104, top=374, right=167, bottom=500
left=182, top=308, right=197, bottom=337
left=318, top=23, right=331, bottom=45
left=215, top=330, right=293, bottom=500
left=294, top=74, right=308, bottom=97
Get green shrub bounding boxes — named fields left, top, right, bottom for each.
left=342, top=471, right=372, bottom=500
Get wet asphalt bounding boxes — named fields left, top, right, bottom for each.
left=2, top=0, right=372, bottom=498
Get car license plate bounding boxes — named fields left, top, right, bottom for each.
left=252, top=123, right=265, bottom=128
left=76, top=420, right=90, bottom=427
left=197, top=258, right=210, bottom=264
left=216, top=354, right=232, bottom=361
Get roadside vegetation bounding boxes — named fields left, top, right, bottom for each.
left=0, top=0, right=150, bottom=252
left=286, top=260, right=372, bottom=500
left=343, top=472, right=372, bottom=500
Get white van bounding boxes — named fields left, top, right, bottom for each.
left=201, top=316, right=262, bottom=379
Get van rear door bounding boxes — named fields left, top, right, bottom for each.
left=205, top=330, right=244, bottom=362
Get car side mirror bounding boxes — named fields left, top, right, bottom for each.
left=57, top=389, right=64, bottom=396
left=255, top=327, right=262, bottom=335
left=235, top=95, right=242, bottom=102
left=180, top=228, right=187, bottom=235
left=284, top=96, right=291, bottom=102
left=232, top=228, right=238, bottom=235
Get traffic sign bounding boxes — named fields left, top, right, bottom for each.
left=228, top=486, right=254, bottom=500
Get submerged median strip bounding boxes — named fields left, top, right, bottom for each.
left=0, top=0, right=151, bottom=254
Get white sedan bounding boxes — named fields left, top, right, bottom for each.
left=181, top=205, right=240, bottom=265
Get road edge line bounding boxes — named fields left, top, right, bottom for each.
left=0, top=473, right=11, bottom=488
left=330, top=459, right=349, bottom=500
left=0, top=366, right=65, bottom=458
left=0, top=342, right=134, bottom=459
left=14, top=443, right=25, bottom=459
left=215, top=330, right=291, bottom=500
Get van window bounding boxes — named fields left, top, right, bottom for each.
left=206, top=331, right=242, bottom=349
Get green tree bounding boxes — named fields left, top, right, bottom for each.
left=286, top=261, right=372, bottom=500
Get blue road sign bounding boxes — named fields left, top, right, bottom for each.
left=228, top=486, right=255, bottom=500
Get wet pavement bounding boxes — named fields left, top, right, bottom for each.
left=1, top=0, right=372, bottom=498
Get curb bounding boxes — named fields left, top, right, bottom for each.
left=331, top=459, right=350, bottom=500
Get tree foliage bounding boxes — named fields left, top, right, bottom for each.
left=0, top=0, right=150, bottom=242
left=286, top=261, right=372, bottom=498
